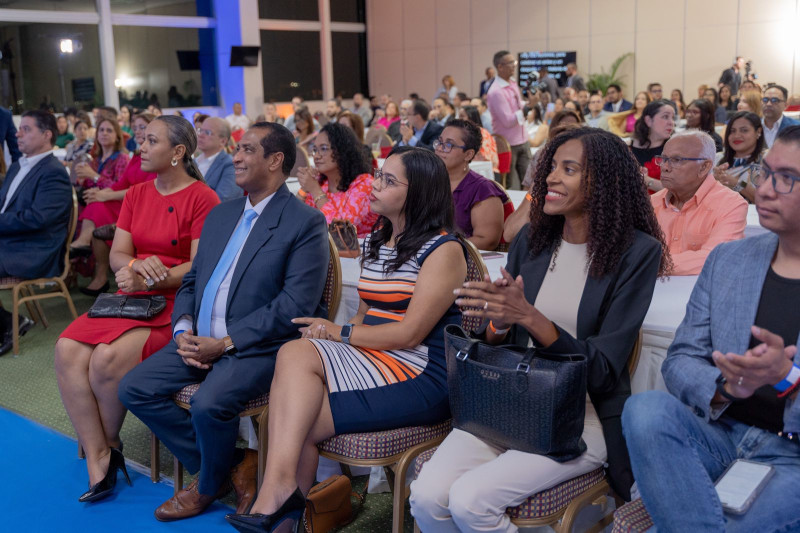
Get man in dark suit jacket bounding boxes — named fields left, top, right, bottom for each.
left=603, top=84, right=633, bottom=113
left=0, top=107, right=22, bottom=165
left=195, top=117, right=242, bottom=201
left=119, top=123, right=329, bottom=521
left=397, top=100, right=443, bottom=151
left=0, top=110, right=72, bottom=355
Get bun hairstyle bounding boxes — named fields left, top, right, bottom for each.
left=155, top=115, right=204, bottom=181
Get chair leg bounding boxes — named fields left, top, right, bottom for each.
left=257, top=407, right=269, bottom=490
left=150, top=433, right=160, bottom=483
left=11, top=284, right=20, bottom=355
left=21, top=287, right=40, bottom=324
left=78, top=442, right=85, bottom=459
left=55, top=278, right=79, bottom=319
left=174, top=456, right=183, bottom=495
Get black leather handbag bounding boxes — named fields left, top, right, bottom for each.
left=88, top=293, right=167, bottom=320
left=444, top=324, right=588, bottom=461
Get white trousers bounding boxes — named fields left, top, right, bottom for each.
left=409, top=401, right=606, bottom=533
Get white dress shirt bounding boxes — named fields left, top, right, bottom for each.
left=194, top=150, right=221, bottom=179
left=763, top=115, right=784, bottom=148
left=1, top=150, right=53, bottom=213
left=225, top=113, right=251, bottom=131
left=611, top=100, right=623, bottom=113
left=174, top=192, right=275, bottom=339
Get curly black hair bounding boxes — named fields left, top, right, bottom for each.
left=527, top=127, right=671, bottom=278
left=318, top=122, right=372, bottom=192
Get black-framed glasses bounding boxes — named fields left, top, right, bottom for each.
left=373, top=169, right=408, bottom=188
left=433, top=138, right=468, bottom=153
left=309, top=144, right=331, bottom=157
left=654, top=155, right=708, bottom=168
left=762, top=97, right=785, bottom=104
left=749, top=163, right=800, bottom=194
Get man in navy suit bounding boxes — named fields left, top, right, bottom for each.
left=119, top=122, right=329, bottom=521
left=603, top=84, right=633, bottom=113
left=0, top=106, right=22, bottom=165
left=194, top=117, right=241, bottom=201
left=0, top=110, right=71, bottom=355
left=398, top=100, right=444, bottom=151
left=762, top=84, right=800, bottom=149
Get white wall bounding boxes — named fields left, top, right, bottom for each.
left=367, top=0, right=800, bottom=102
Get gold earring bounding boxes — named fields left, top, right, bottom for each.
left=171, top=158, right=178, bottom=167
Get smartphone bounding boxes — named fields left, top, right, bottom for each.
left=714, top=459, right=775, bottom=514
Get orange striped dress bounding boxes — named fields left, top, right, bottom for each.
left=308, top=233, right=462, bottom=434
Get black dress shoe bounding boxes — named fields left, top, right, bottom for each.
left=0, top=316, right=35, bottom=356
left=78, top=447, right=132, bottom=503
left=80, top=282, right=110, bottom=297
left=69, top=245, right=92, bottom=259
left=225, top=487, right=305, bottom=532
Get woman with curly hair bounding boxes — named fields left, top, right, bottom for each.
left=296, top=122, right=378, bottom=237
left=410, top=127, right=671, bottom=532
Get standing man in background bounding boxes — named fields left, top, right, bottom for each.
left=225, top=102, right=251, bottom=132
left=719, top=56, right=746, bottom=96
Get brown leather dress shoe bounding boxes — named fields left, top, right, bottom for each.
left=154, top=478, right=232, bottom=522
left=230, top=449, right=259, bottom=514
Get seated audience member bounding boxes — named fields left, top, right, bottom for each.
left=432, top=97, right=452, bottom=127
left=336, top=110, right=373, bottom=167
left=703, top=87, right=720, bottom=114
left=293, top=107, right=317, bottom=149
left=651, top=130, right=748, bottom=275
left=225, top=146, right=467, bottom=532
left=119, top=105, right=133, bottom=136
left=697, top=83, right=709, bottom=99
left=471, top=97, right=494, bottom=133
left=526, top=106, right=545, bottom=146
left=459, top=105, right=499, bottom=174
left=282, top=96, right=303, bottom=132
left=56, top=116, right=219, bottom=502
left=577, top=89, right=591, bottom=115
left=55, top=115, right=74, bottom=149
left=398, top=100, right=444, bottom=151
left=388, top=99, right=413, bottom=142
left=71, top=116, right=130, bottom=253
left=193, top=113, right=210, bottom=131
left=564, top=100, right=586, bottom=123
left=78, top=113, right=158, bottom=296
left=521, top=111, right=583, bottom=190
left=604, top=84, right=633, bottom=113
left=686, top=99, right=724, bottom=151
left=410, top=128, right=670, bottom=531
left=377, top=101, right=400, bottom=130
left=622, top=125, right=800, bottom=533
left=608, top=91, right=651, bottom=137
left=326, top=98, right=342, bottom=123
left=718, top=83, right=736, bottom=121
left=195, top=117, right=242, bottom=202
left=0, top=105, right=21, bottom=164
left=762, top=85, right=800, bottom=148
left=225, top=102, right=251, bottom=132
left=737, top=90, right=763, bottom=116
left=631, top=99, right=676, bottom=193
left=585, top=93, right=609, bottom=129
left=297, top=123, right=378, bottom=237
left=648, top=82, right=663, bottom=100
left=671, top=89, right=687, bottom=119
left=263, top=103, right=284, bottom=125
left=350, top=92, right=373, bottom=126
left=63, top=116, right=93, bottom=165
left=435, top=74, right=459, bottom=101
left=119, top=122, right=326, bottom=521
left=0, top=110, right=72, bottom=355
left=436, top=119, right=507, bottom=250
left=714, top=111, right=765, bottom=203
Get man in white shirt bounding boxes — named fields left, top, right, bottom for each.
left=0, top=110, right=72, bottom=354
left=762, top=85, right=800, bottom=148
left=195, top=117, right=241, bottom=201
left=351, top=93, right=373, bottom=126
left=586, top=93, right=610, bottom=130
left=225, top=102, right=251, bottom=132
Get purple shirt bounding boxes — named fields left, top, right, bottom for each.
left=452, top=171, right=509, bottom=238
left=486, top=77, right=527, bottom=146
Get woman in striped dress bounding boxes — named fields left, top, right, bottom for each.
left=226, top=147, right=468, bottom=532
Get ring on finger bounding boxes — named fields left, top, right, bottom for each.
left=484, top=301, right=489, bottom=310
left=737, top=376, right=744, bottom=386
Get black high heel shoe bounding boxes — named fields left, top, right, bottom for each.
left=225, top=487, right=305, bottom=532
left=78, top=447, right=132, bottom=503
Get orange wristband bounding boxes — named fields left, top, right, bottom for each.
left=525, top=193, right=532, bottom=202
left=297, top=189, right=308, bottom=198
left=128, top=258, right=138, bottom=268
left=489, top=321, right=510, bottom=335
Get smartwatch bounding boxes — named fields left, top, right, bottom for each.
left=341, top=323, right=354, bottom=345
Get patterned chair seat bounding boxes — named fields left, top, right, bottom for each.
left=0, top=276, right=24, bottom=287
left=612, top=498, right=653, bottom=533
left=173, top=383, right=270, bottom=414
left=318, top=420, right=451, bottom=461
left=414, top=446, right=437, bottom=477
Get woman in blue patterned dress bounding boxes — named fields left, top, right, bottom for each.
left=226, top=146, right=468, bottom=532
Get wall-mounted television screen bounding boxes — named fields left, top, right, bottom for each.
left=518, top=51, right=577, bottom=89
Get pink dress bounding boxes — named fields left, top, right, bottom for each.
left=304, top=173, right=379, bottom=238
left=377, top=116, right=400, bottom=130
left=80, top=153, right=157, bottom=229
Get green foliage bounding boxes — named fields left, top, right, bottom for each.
left=586, top=53, right=634, bottom=94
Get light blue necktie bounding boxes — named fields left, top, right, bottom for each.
left=196, top=209, right=258, bottom=337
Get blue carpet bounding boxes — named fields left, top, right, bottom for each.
left=0, top=407, right=233, bottom=532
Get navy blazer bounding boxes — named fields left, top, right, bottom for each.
left=172, top=184, right=329, bottom=358
left=603, top=99, right=633, bottom=113
left=778, top=115, right=800, bottom=134
left=202, top=151, right=242, bottom=202
left=490, top=225, right=662, bottom=500
left=0, top=153, right=72, bottom=278
left=0, top=108, right=22, bottom=164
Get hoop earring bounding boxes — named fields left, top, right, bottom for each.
left=171, top=158, right=178, bottom=167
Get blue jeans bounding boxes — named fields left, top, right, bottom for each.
left=622, top=390, right=800, bottom=533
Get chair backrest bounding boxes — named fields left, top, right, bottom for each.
left=291, top=145, right=310, bottom=178
left=493, top=133, right=512, bottom=171
left=364, top=127, right=383, bottom=147
left=379, top=133, right=393, bottom=147
left=627, top=328, right=644, bottom=377
left=458, top=236, right=489, bottom=332
left=323, top=234, right=343, bottom=321
left=60, top=188, right=80, bottom=281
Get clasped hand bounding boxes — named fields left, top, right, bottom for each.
left=453, top=268, right=532, bottom=330
left=131, top=256, right=169, bottom=285
left=115, top=266, right=147, bottom=293
left=712, top=326, right=797, bottom=399
left=292, top=317, right=342, bottom=341
left=296, top=167, right=322, bottom=196
left=83, top=187, right=111, bottom=204
left=176, top=331, right=225, bottom=369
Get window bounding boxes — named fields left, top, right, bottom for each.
left=330, top=0, right=365, bottom=23
left=260, top=30, right=322, bottom=101
left=332, top=32, right=368, bottom=98
left=110, top=0, right=197, bottom=16
left=258, top=0, right=318, bottom=20
left=0, top=0, right=95, bottom=12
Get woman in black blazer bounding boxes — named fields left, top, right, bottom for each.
left=410, top=128, right=671, bottom=532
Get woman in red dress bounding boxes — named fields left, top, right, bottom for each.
left=78, top=112, right=158, bottom=295
left=55, top=115, right=220, bottom=503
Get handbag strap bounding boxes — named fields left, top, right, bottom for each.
left=514, top=349, right=537, bottom=394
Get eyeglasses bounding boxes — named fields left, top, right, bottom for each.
left=433, top=138, right=468, bottom=153
left=749, top=163, right=800, bottom=194
left=654, top=155, right=708, bottom=168
left=373, top=169, right=408, bottom=188
left=500, top=60, right=518, bottom=67
left=133, top=124, right=148, bottom=131
left=196, top=128, right=215, bottom=136
left=762, top=97, right=785, bottom=104
left=309, top=144, right=331, bottom=157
